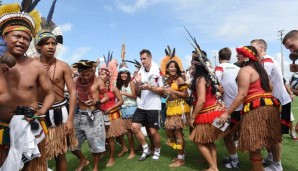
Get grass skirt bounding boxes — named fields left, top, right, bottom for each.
left=123, top=118, right=132, bottom=130
left=164, top=115, right=185, bottom=130
left=106, top=118, right=127, bottom=138
left=239, top=106, right=282, bottom=152
left=0, top=145, right=8, bottom=167
left=45, top=123, right=78, bottom=159
left=189, top=123, right=225, bottom=144
left=23, top=139, right=47, bottom=171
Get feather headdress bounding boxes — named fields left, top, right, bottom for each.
left=72, top=60, right=97, bottom=70
left=0, top=0, right=41, bottom=56
left=99, top=51, right=118, bottom=85
left=27, top=0, right=63, bottom=57
left=184, top=27, right=223, bottom=104
left=123, top=59, right=141, bottom=69
left=0, top=0, right=41, bottom=37
left=160, top=45, right=183, bottom=76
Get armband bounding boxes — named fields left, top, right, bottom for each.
left=95, top=100, right=101, bottom=106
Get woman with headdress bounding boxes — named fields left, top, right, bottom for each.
left=218, top=46, right=281, bottom=171
left=98, top=67, right=127, bottom=167
left=116, top=67, right=137, bottom=159
left=189, top=53, right=226, bottom=171
left=160, top=47, right=190, bottom=167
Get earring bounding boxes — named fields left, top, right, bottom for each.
left=244, top=58, right=249, bottom=62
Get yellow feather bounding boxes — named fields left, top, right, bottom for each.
left=29, top=9, right=41, bottom=35
left=0, top=3, right=20, bottom=16
left=160, top=56, right=170, bottom=75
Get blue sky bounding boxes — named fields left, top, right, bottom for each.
left=7, top=0, right=298, bottom=80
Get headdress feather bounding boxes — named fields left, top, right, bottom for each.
left=184, top=27, right=223, bottom=104
left=160, top=45, right=183, bottom=76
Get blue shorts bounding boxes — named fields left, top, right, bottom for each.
left=121, top=105, right=137, bottom=119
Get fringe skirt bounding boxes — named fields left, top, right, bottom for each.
left=106, top=117, right=127, bottom=138
left=45, top=123, right=78, bottom=159
left=239, top=106, right=282, bottom=152
left=23, top=139, right=47, bottom=171
left=165, top=98, right=190, bottom=129
left=123, top=118, right=132, bottom=130
left=189, top=123, right=225, bottom=144
left=164, top=115, right=185, bottom=130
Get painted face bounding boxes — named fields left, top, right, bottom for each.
left=236, top=53, right=245, bottom=65
left=284, top=38, right=298, bottom=53
left=120, top=72, right=128, bottom=81
left=3, top=30, right=31, bottom=57
left=38, top=37, right=57, bottom=58
left=79, top=70, right=93, bottom=83
left=140, top=53, right=151, bottom=68
left=167, top=62, right=177, bottom=76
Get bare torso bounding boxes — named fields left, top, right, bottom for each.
left=38, top=59, right=67, bottom=103
left=75, top=76, right=101, bottom=111
left=2, top=58, right=42, bottom=120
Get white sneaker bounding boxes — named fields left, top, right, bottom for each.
left=224, top=159, right=240, bottom=169
left=263, top=155, right=273, bottom=165
left=264, top=163, right=283, bottom=171
left=152, top=150, right=160, bottom=160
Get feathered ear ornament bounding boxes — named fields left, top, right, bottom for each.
left=160, top=45, right=183, bottom=76
left=184, top=27, right=223, bottom=104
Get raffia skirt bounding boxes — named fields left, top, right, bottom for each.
left=189, top=123, right=226, bottom=144
left=239, top=105, right=282, bottom=152
left=164, top=99, right=190, bottom=130
left=105, top=111, right=127, bottom=138
left=45, top=123, right=78, bottom=159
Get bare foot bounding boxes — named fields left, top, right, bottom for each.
left=75, top=159, right=89, bottom=171
left=117, top=147, right=128, bottom=157
left=106, top=159, right=115, bottom=167
left=169, top=160, right=184, bottom=167
left=172, top=157, right=178, bottom=163
left=127, top=153, right=135, bottom=159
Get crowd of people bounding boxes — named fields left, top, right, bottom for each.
left=0, top=1, right=298, bottom=171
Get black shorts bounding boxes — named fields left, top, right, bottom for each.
left=230, top=111, right=241, bottom=126
left=281, top=102, right=291, bottom=134
left=132, top=108, right=160, bottom=128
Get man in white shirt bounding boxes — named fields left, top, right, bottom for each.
left=215, top=47, right=242, bottom=169
left=251, top=39, right=292, bottom=171
left=131, top=49, right=164, bottom=161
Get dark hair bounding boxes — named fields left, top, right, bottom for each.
left=116, top=71, right=131, bottom=90
left=218, top=47, right=231, bottom=60
left=165, top=60, right=183, bottom=82
left=241, top=46, right=270, bottom=92
left=36, top=37, right=57, bottom=53
left=140, top=49, right=152, bottom=58
left=283, top=30, right=298, bottom=44
left=190, top=57, right=216, bottom=94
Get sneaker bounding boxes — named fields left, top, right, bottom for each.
left=138, top=150, right=150, bottom=161
left=264, top=163, right=283, bottom=171
left=290, top=132, right=298, bottom=141
left=224, top=159, right=240, bottom=169
left=263, top=155, right=273, bottom=165
left=152, top=150, right=160, bottom=160
left=222, top=157, right=232, bottom=164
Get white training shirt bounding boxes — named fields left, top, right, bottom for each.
left=261, top=54, right=291, bottom=105
left=137, top=64, right=163, bottom=110
left=215, top=62, right=242, bottom=111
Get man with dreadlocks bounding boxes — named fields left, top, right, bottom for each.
left=71, top=60, right=108, bottom=171
left=34, top=1, right=78, bottom=170
left=0, top=1, right=55, bottom=171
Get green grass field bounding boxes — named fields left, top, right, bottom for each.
left=49, top=100, right=298, bottom=171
